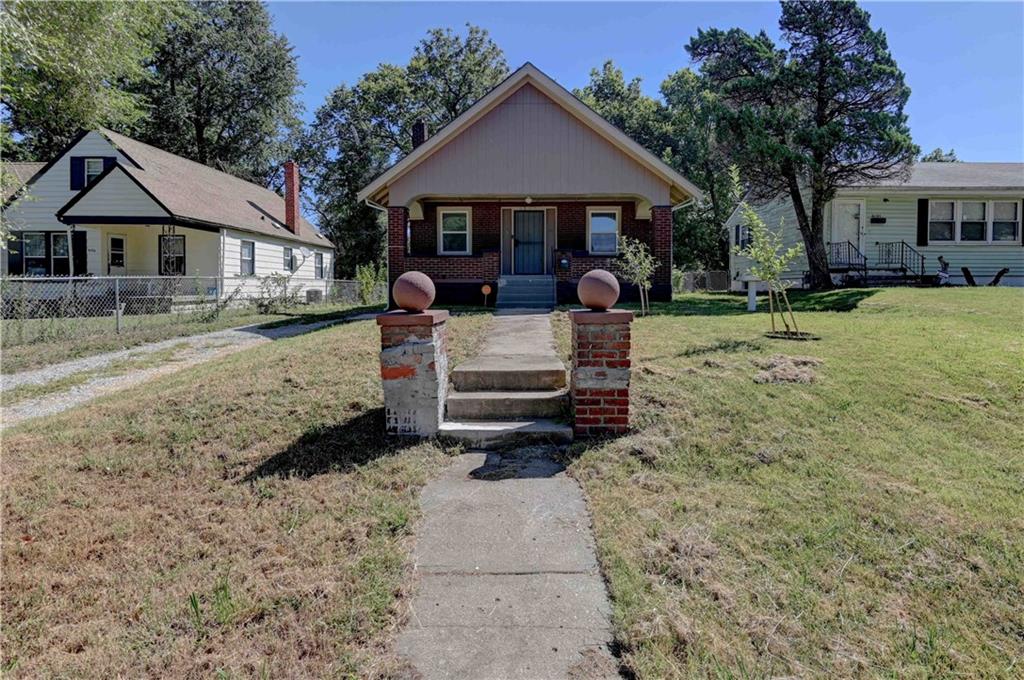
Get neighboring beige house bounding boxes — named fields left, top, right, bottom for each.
left=2, top=129, right=334, bottom=299
left=727, top=163, right=1024, bottom=289
left=358, top=62, right=703, bottom=308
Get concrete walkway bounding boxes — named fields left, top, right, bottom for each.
left=1, top=311, right=377, bottom=429
left=397, top=447, right=619, bottom=679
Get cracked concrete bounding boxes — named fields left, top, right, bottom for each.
left=397, top=447, right=619, bottom=679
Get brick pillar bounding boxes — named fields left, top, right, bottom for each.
left=387, top=206, right=408, bottom=308
left=570, top=309, right=634, bottom=436
left=377, top=309, right=449, bottom=436
left=651, top=205, right=673, bottom=302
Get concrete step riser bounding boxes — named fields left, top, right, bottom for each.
left=447, top=392, right=567, bottom=420
left=451, top=370, right=566, bottom=392
left=439, top=420, right=574, bottom=449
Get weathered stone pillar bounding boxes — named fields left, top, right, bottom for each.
left=377, top=309, right=449, bottom=436
left=570, top=309, right=634, bottom=436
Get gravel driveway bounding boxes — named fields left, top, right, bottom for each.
left=1, top=313, right=376, bottom=429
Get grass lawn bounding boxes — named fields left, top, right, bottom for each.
left=560, top=288, right=1024, bottom=678
left=0, top=302, right=376, bottom=375
left=1, top=310, right=490, bottom=678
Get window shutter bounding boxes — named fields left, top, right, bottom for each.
left=72, top=231, right=88, bottom=275
left=69, top=157, right=85, bottom=190
left=103, top=157, right=117, bottom=172
left=916, top=198, right=929, bottom=247
left=6, top=235, right=24, bottom=275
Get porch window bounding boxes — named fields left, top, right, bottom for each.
left=159, top=235, right=186, bottom=276
left=587, top=207, right=620, bottom=254
left=240, top=240, right=255, bottom=275
left=438, top=208, right=471, bottom=254
left=109, top=236, right=125, bottom=268
left=993, top=201, right=1020, bottom=241
left=23, top=232, right=47, bottom=275
left=51, top=233, right=70, bottom=276
left=84, top=158, right=105, bottom=186
left=315, top=252, right=324, bottom=279
left=283, top=246, right=294, bottom=272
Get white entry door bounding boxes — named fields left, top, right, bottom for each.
left=108, top=234, right=127, bottom=275
left=831, top=200, right=864, bottom=248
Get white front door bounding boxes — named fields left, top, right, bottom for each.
left=108, top=234, right=126, bottom=275
left=831, top=200, right=864, bottom=248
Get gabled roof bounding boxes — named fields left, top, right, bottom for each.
left=358, top=62, right=704, bottom=205
left=55, top=129, right=331, bottom=249
left=1, top=161, right=46, bottom=203
left=846, top=162, right=1024, bottom=191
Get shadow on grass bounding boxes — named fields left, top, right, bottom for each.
left=244, top=408, right=420, bottom=480
left=255, top=303, right=384, bottom=329
left=678, top=338, right=764, bottom=357
left=640, top=289, right=879, bottom=317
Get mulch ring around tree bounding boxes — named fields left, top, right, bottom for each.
left=764, top=330, right=820, bottom=341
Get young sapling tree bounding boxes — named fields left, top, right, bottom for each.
left=618, top=235, right=659, bottom=315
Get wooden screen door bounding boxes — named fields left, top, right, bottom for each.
left=513, top=210, right=545, bottom=274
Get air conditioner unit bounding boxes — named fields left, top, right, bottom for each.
left=306, top=289, right=323, bottom=303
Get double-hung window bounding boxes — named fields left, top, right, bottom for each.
left=240, top=240, right=255, bottom=275
left=315, top=252, right=324, bottom=279
left=993, top=201, right=1020, bottom=242
left=929, top=199, right=1022, bottom=244
left=283, top=246, right=294, bottom=272
left=51, top=232, right=70, bottom=276
left=587, top=207, right=620, bottom=254
left=438, top=208, right=471, bottom=254
left=735, top=224, right=753, bottom=249
left=23, top=232, right=47, bottom=276
left=84, top=158, right=105, bottom=186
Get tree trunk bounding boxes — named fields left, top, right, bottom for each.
left=784, top=166, right=833, bottom=291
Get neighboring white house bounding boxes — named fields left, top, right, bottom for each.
left=1, top=129, right=334, bottom=299
left=727, top=162, right=1024, bottom=289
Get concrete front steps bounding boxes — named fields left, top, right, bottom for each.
left=496, top=276, right=555, bottom=309
left=442, top=348, right=571, bottom=448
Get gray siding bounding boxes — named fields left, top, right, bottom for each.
left=389, top=84, right=672, bottom=207
left=62, top=168, right=168, bottom=217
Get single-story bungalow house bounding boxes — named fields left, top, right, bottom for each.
left=2, top=129, right=334, bottom=300
left=727, top=162, right=1024, bottom=289
left=357, top=62, right=703, bottom=308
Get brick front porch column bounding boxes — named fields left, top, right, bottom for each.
left=387, top=206, right=408, bottom=307
left=377, top=309, right=449, bottom=436
left=651, top=205, right=673, bottom=302
left=570, top=309, right=634, bottom=436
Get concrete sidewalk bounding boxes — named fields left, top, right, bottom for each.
left=397, top=448, right=619, bottom=679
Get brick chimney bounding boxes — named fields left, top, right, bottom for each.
left=412, top=120, right=427, bottom=149
left=284, top=160, right=299, bottom=234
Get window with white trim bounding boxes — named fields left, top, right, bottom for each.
left=315, top=252, right=324, bottom=279
left=84, top=158, right=105, bottom=186
left=587, top=207, right=620, bottom=254
left=438, top=208, right=471, bottom=254
left=993, top=201, right=1020, bottom=242
left=736, top=224, right=753, bottom=249
left=928, top=201, right=955, bottom=241
left=23, top=232, right=47, bottom=276
left=51, top=232, right=70, bottom=276
left=929, top=199, right=1022, bottom=244
left=283, top=246, right=294, bottom=272
left=240, top=240, right=255, bottom=275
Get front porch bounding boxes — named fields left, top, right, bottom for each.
left=825, top=239, right=929, bottom=286
left=387, top=198, right=675, bottom=307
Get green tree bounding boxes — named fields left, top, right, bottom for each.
left=660, top=68, right=737, bottom=271
left=688, top=0, right=918, bottom=289
left=302, top=25, right=508, bottom=276
left=136, top=0, right=303, bottom=185
left=574, top=62, right=737, bottom=271
left=618, top=236, right=659, bottom=316
left=920, top=147, right=959, bottom=162
left=1, top=0, right=179, bottom=158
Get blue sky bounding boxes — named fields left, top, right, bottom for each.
left=269, top=1, right=1024, bottom=161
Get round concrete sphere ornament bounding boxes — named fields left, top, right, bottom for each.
left=578, top=269, right=619, bottom=311
left=393, top=271, right=436, bottom=312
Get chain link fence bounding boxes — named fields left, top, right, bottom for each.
left=673, top=270, right=731, bottom=293
left=0, top=275, right=387, bottom=349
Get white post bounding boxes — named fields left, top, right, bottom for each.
left=747, top=282, right=757, bottom=312
left=114, top=277, right=122, bottom=333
